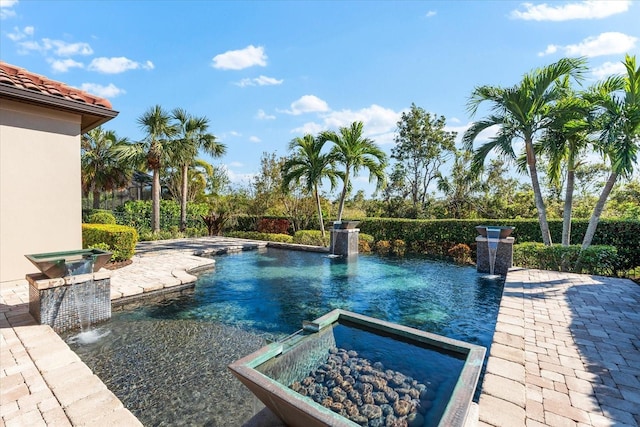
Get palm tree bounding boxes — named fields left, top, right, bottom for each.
left=116, top=105, right=176, bottom=233
left=463, top=57, right=587, bottom=245
left=81, top=126, right=131, bottom=209
left=171, top=108, right=226, bottom=231
left=582, top=54, right=640, bottom=249
left=533, top=83, right=592, bottom=246
left=320, top=121, right=388, bottom=222
left=282, top=134, right=339, bottom=238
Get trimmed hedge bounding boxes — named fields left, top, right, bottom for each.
left=87, top=211, right=116, bottom=224
left=514, top=243, right=619, bottom=276
left=359, top=218, right=640, bottom=272
left=225, top=231, right=293, bottom=243
left=293, top=230, right=329, bottom=247
left=82, top=224, right=138, bottom=261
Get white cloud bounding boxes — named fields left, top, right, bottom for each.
left=80, top=82, right=126, bottom=98
left=88, top=57, right=154, bottom=74
left=7, top=25, right=33, bottom=41
left=228, top=161, right=244, bottom=168
left=450, top=117, right=461, bottom=124
left=249, top=136, right=261, bottom=143
left=281, top=95, right=330, bottom=115
left=256, top=109, right=276, bottom=120
left=48, top=58, right=83, bottom=72
left=290, top=104, right=402, bottom=145
left=42, top=38, right=93, bottom=56
left=538, top=32, right=637, bottom=57
left=0, top=0, right=18, bottom=19
left=224, top=166, right=255, bottom=185
left=511, top=1, right=630, bottom=21
left=212, top=45, right=267, bottom=70
left=591, top=61, right=627, bottom=79
left=425, top=10, right=437, bottom=18
left=235, top=75, right=283, bottom=87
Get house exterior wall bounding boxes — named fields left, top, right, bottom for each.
left=0, top=98, right=83, bottom=282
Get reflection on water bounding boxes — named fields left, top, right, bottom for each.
left=65, top=248, right=504, bottom=426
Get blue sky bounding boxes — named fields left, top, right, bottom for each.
left=1, top=0, right=638, bottom=196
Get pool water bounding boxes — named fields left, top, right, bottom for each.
left=65, top=248, right=504, bottom=426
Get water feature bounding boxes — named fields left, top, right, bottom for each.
left=64, top=249, right=504, bottom=426
left=485, top=227, right=501, bottom=279
left=328, top=222, right=341, bottom=258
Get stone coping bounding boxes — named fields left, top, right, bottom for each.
left=26, top=270, right=111, bottom=290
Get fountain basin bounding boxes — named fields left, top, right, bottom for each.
left=229, top=309, right=485, bottom=427
left=332, top=221, right=361, bottom=230
left=474, top=226, right=514, bottom=239
left=25, top=249, right=112, bottom=278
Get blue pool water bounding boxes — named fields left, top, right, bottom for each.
left=119, top=248, right=504, bottom=346
left=66, top=248, right=504, bottom=426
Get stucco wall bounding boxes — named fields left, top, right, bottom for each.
left=0, top=98, right=83, bottom=282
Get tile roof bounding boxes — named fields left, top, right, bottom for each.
left=0, top=61, right=112, bottom=110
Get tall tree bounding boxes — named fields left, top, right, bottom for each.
left=582, top=54, right=640, bottom=249
left=437, top=149, right=485, bottom=219
left=171, top=108, right=225, bottom=231
left=321, top=121, right=387, bottom=222
left=116, top=105, right=176, bottom=232
left=527, top=78, right=593, bottom=245
left=463, top=57, right=587, bottom=245
left=391, top=104, right=456, bottom=217
left=282, top=134, right=339, bottom=238
left=81, top=127, right=132, bottom=209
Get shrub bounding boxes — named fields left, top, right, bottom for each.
left=114, top=200, right=209, bottom=232
left=257, top=218, right=290, bottom=235
left=375, top=240, right=391, bottom=256
left=513, top=243, right=619, bottom=276
left=358, top=240, right=372, bottom=253
left=82, top=224, right=138, bottom=261
left=225, top=231, right=293, bottom=243
left=293, top=230, right=329, bottom=247
left=391, top=239, right=406, bottom=256
left=86, top=210, right=116, bottom=224
left=448, top=243, right=472, bottom=264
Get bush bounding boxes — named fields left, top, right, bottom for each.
left=448, top=243, right=472, bottom=264
left=513, top=243, right=619, bottom=276
left=82, top=224, right=138, bottom=261
left=358, top=233, right=374, bottom=254
left=86, top=210, right=116, bottom=224
left=391, top=239, right=406, bottom=256
left=375, top=240, right=391, bottom=256
left=225, top=231, right=293, bottom=243
left=293, top=230, right=329, bottom=247
left=114, top=200, right=209, bottom=232
left=257, top=218, right=290, bottom=235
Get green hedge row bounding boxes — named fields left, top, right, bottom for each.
left=358, top=218, right=640, bottom=271
left=225, top=231, right=294, bottom=243
left=82, top=224, right=139, bottom=261
left=513, top=243, right=619, bottom=276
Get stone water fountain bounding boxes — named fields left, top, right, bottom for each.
left=329, top=221, right=360, bottom=258
left=25, top=249, right=112, bottom=333
left=475, top=226, right=515, bottom=277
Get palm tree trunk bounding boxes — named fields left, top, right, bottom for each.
left=561, top=169, right=575, bottom=246
left=152, top=168, right=161, bottom=233
left=582, top=171, right=617, bottom=249
left=315, top=185, right=325, bottom=238
left=180, top=164, right=189, bottom=232
left=337, top=170, right=350, bottom=222
left=92, top=190, right=101, bottom=209
left=526, top=140, right=552, bottom=245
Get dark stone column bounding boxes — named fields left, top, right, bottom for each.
left=329, top=229, right=359, bottom=257
left=476, top=236, right=514, bottom=275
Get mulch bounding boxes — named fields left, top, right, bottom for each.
left=104, top=259, right=133, bottom=270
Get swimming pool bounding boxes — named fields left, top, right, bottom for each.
left=66, top=248, right=504, bottom=425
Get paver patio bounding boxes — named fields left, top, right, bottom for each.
left=1, top=237, right=639, bottom=426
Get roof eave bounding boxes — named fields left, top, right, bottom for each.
left=0, top=84, right=119, bottom=133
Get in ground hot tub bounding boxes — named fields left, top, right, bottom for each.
left=229, top=309, right=485, bottom=427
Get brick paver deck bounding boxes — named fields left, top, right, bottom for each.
left=479, top=268, right=640, bottom=427
left=2, top=237, right=639, bottom=426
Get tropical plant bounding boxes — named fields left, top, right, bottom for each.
left=582, top=54, right=640, bottom=249
left=320, top=121, right=387, bottom=222
left=81, top=127, right=132, bottom=209
left=282, top=134, right=339, bottom=238
left=171, top=108, right=225, bottom=231
left=529, top=78, right=593, bottom=245
left=463, top=57, right=587, bottom=245
left=116, top=105, right=177, bottom=233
